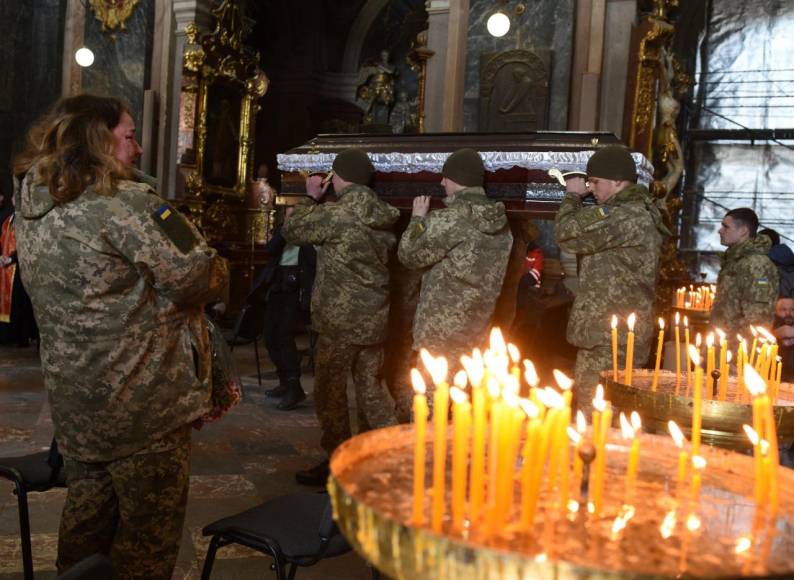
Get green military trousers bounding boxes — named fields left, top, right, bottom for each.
left=57, top=427, right=190, bottom=580
left=314, top=333, right=397, bottom=454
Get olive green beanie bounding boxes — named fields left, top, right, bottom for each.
left=442, top=148, right=485, bottom=187
left=332, top=148, right=374, bottom=185
left=586, top=145, right=637, bottom=182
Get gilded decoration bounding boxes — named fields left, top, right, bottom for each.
left=406, top=30, right=434, bottom=133
left=88, top=0, right=139, bottom=31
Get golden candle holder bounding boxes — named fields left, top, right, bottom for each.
left=328, top=423, right=794, bottom=579
left=603, top=370, right=794, bottom=450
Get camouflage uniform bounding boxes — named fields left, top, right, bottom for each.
left=283, top=183, right=399, bottom=453
left=15, top=167, right=228, bottom=578
left=398, top=187, right=513, bottom=361
left=555, top=184, right=668, bottom=410
left=711, top=235, right=778, bottom=336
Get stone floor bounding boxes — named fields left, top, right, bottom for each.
left=0, top=340, right=375, bottom=579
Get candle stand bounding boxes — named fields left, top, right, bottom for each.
left=603, top=370, right=794, bottom=450
left=328, top=424, right=794, bottom=579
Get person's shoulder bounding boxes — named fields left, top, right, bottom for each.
left=105, top=179, right=164, bottom=216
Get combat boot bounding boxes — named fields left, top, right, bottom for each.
left=277, top=378, right=306, bottom=410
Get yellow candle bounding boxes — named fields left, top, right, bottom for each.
left=411, top=370, right=429, bottom=526
left=572, top=411, right=586, bottom=485
left=674, top=312, right=681, bottom=393
left=593, top=404, right=612, bottom=516
left=486, top=378, right=502, bottom=519
left=557, top=405, right=572, bottom=513
left=689, top=346, right=703, bottom=457
left=706, top=333, right=715, bottom=400
left=450, top=386, right=471, bottom=533
left=469, top=384, right=486, bottom=523
left=684, top=317, right=692, bottom=392
left=690, top=455, right=706, bottom=502
left=425, top=352, right=449, bottom=533
left=669, top=420, right=688, bottom=497
left=625, top=313, right=636, bottom=386
left=651, top=318, right=665, bottom=392
left=520, top=401, right=541, bottom=528
left=743, top=424, right=764, bottom=506
left=737, top=337, right=746, bottom=401
left=611, top=315, right=619, bottom=381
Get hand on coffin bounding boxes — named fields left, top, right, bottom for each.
left=305, top=174, right=330, bottom=201
left=412, top=195, right=431, bottom=217
left=565, top=176, right=589, bottom=198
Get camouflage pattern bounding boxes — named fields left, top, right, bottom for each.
left=57, top=427, right=190, bottom=580
left=314, top=333, right=397, bottom=453
left=14, top=167, right=229, bottom=462
left=397, top=187, right=513, bottom=355
left=283, top=183, right=400, bottom=344
left=556, top=184, right=668, bottom=409
left=711, top=235, right=779, bottom=335
left=555, top=185, right=669, bottom=371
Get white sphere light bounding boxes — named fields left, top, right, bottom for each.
left=74, top=47, right=95, bottom=68
left=486, top=11, right=511, bottom=37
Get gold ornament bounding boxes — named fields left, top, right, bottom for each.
left=88, top=0, right=140, bottom=31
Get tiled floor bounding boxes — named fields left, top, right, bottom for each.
left=0, top=341, right=375, bottom=579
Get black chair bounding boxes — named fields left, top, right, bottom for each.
left=0, top=439, right=66, bottom=580
left=227, top=302, right=266, bottom=385
left=55, top=554, right=115, bottom=580
left=200, top=491, right=372, bottom=580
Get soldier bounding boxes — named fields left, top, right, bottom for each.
left=283, top=148, right=399, bottom=485
left=398, top=148, right=513, bottom=380
left=555, top=145, right=669, bottom=413
left=711, top=208, right=778, bottom=335
left=12, top=94, right=229, bottom=579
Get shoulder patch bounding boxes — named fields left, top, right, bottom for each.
left=151, top=203, right=198, bottom=254
left=755, top=277, right=769, bottom=286
left=578, top=205, right=610, bottom=228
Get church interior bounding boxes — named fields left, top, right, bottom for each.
left=1, top=0, right=794, bottom=578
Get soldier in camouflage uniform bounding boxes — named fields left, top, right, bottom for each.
left=711, top=208, right=778, bottom=336
left=283, top=148, right=399, bottom=485
left=555, top=146, right=669, bottom=413
left=12, top=95, right=229, bottom=579
left=398, top=148, right=513, bottom=381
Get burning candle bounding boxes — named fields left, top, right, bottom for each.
left=717, top=329, right=728, bottom=400
left=743, top=424, right=764, bottom=505
left=520, top=400, right=542, bottom=528
left=668, top=420, right=688, bottom=497
left=593, top=400, right=612, bottom=516
left=744, top=365, right=780, bottom=513
left=625, top=313, right=636, bottom=386
left=411, top=369, right=429, bottom=525
left=572, top=411, right=586, bottom=485
left=689, top=346, right=703, bottom=457
left=706, top=333, right=715, bottom=400
left=461, top=355, right=486, bottom=524
left=690, top=455, right=707, bottom=502
left=684, top=316, right=692, bottom=390
left=675, top=312, right=682, bottom=393
left=450, top=383, right=471, bottom=533
left=611, top=315, right=619, bottom=381
left=421, top=350, right=449, bottom=533
left=651, top=318, right=665, bottom=392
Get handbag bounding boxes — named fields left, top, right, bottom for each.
left=201, top=316, right=243, bottom=422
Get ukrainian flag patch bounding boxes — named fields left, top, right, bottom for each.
left=151, top=203, right=198, bottom=254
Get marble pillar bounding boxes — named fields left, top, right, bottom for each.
left=599, top=0, right=636, bottom=138
left=568, top=0, right=607, bottom=131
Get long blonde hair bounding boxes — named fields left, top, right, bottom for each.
left=13, top=94, right=134, bottom=204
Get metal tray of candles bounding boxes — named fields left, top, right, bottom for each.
left=328, top=424, right=794, bottom=579
left=603, top=370, right=794, bottom=450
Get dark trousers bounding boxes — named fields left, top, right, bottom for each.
left=263, top=288, right=302, bottom=384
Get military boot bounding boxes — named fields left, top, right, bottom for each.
left=276, top=378, right=306, bottom=410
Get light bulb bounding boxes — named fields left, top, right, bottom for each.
left=75, top=47, right=95, bottom=68
left=486, top=11, right=510, bottom=37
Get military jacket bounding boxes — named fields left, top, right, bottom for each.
left=398, top=187, right=513, bottom=354
left=711, top=236, right=778, bottom=335
left=15, top=168, right=229, bottom=462
left=283, top=184, right=399, bottom=344
left=555, top=184, right=668, bottom=355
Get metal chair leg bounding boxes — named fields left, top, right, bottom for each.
left=200, top=535, right=222, bottom=580
left=15, top=480, right=34, bottom=580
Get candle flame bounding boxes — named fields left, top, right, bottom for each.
left=523, top=359, right=539, bottom=388
left=520, top=399, right=539, bottom=419
left=535, top=553, right=547, bottom=563
left=503, top=389, right=520, bottom=408
left=627, top=312, right=636, bottom=331
left=487, top=376, right=500, bottom=399
left=539, top=387, right=564, bottom=409
left=630, top=411, right=642, bottom=433
left=668, top=421, right=685, bottom=448
left=460, top=355, right=484, bottom=389
left=751, top=325, right=758, bottom=337
left=453, top=370, right=468, bottom=389
left=760, top=439, right=770, bottom=456
left=688, top=345, right=701, bottom=367
left=619, top=412, right=633, bottom=439
left=706, top=333, right=714, bottom=348
left=684, top=315, right=689, bottom=328
left=489, top=327, right=507, bottom=354
left=419, top=348, right=435, bottom=374
left=716, top=328, right=726, bottom=341
left=504, top=374, right=520, bottom=396
left=660, top=510, right=677, bottom=539
left=410, top=368, right=426, bottom=395
left=507, top=342, right=520, bottom=363
left=576, top=410, right=587, bottom=434
left=686, top=513, right=701, bottom=531
left=611, top=314, right=618, bottom=329
left=692, top=455, right=707, bottom=471
left=735, top=536, right=752, bottom=554
left=449, top=386, right=468, bottom=405
left=567, top=499, right=580, bottom=513
left=553, top=369, right=574, bottom=391
left=743, top=424, right=759, bottom=446
left=696, top=332, right=702, bottom=347
left=658, top=317, right=665, bottom=330
left=675, top=311, right=680, bottom=325
left=727, top=350, right=733, bottom=363
left=567, top=425, right=582, bottom=444
left=743, top=365, right=767, bottom=396
left=593, top=384, right=607, bottom=412
left=756, top=326, right=777, bottom=344
left=420, top=350, right=448, bottom=386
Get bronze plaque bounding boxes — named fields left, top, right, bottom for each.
left=479, top=49, right=550, bottom=132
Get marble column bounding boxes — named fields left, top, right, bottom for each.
left=157, top=0, right=215, bottom=198
left=599, top=0, right=636, bottom=138
left=568, top=0, right=607, bottom=131
left=61, top=0, right=85, bottom=97
left=425, top=0, right=470, bottom=133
